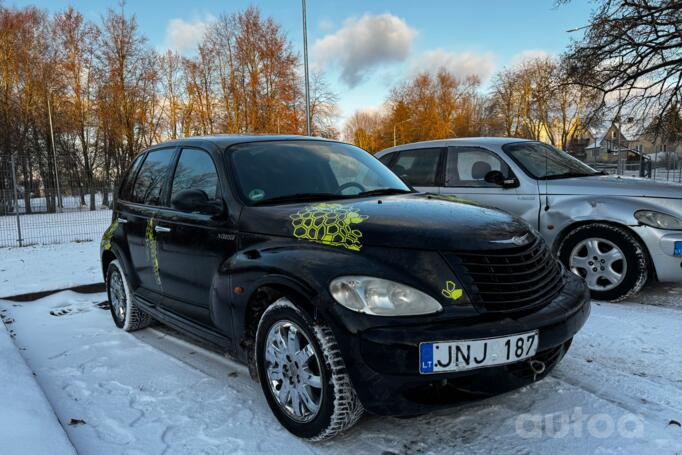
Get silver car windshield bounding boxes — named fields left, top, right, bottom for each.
left=503, top=142, right=602, bottom=180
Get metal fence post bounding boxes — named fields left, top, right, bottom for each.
left=10, top=155, right=23, bottom=247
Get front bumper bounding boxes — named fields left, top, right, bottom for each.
left=329, top=271, right=590, bottom=416
left=632, top=225, right=682, bottom=282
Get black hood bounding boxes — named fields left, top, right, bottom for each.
left=238, top=193, right=533, bottom=252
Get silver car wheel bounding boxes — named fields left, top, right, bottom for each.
left=265, top=319, right=323, bottom=423
left=109, top=269, right=127, bottom=322
left=570, top=237, right=626, bottom=291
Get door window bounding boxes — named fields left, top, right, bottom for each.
left=170, top=149, right=220, bottom=207
left=378, top=153, right=394, bottom=166
left=390, top=148, right=442, bottom=186
left=131, top=148, right=175, bottom=205
left=446, top=147, right=512, bottom=187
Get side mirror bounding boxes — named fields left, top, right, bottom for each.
left=484, top=170, right=518, bottom=189
left=171, top=189, right=223, bottom=215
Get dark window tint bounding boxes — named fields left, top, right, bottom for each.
left=230, top=141, right=409, bottom=204
left=390, top=148, right=442, bottom=186
left=170, top=149, right=220, bottom=203
left=378, top=153, right=394, bottom=166
left=131, top=149, right=174, bottom=205
left=119, top=154, right=145, bottom=201
left=446, top=147, right=513, bottom=187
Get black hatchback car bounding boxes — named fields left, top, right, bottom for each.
left=101, top=135, right=590, bottom=440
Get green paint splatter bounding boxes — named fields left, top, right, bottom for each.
left=101, top=219, right=119, bottom=251
left=145, top=218, right=161, bottom=286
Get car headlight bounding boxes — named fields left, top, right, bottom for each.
left=329, top=276, right=443, bottom=316
left=634, top=210, right=682, bottom=230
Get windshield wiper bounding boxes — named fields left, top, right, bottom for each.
left=252, top=192, right=346, bottom=206
left=355, top=188, right=413, bottom=197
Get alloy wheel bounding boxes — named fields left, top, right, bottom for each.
left=569, top=237, right=627, bottom=291
left=109, top=269, right=127, bottom=322
left=264, top=320, right=323, bottom=423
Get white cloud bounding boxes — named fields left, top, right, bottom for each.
left=162, top=16, right=215, bottom=55
left=410, top=49, right=496, bottom=82
left=509, top=49, right=553, bottom=66
left=313, top=13, right=417, bottom=87
left=318, top=18, right=335, bottom=32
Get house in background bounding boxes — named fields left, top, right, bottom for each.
left=583, top=122, right=682, bottom=164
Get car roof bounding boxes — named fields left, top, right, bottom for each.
left=376, top=137, right=536, bottom=156
left=148, top=134, right=333, bottom=151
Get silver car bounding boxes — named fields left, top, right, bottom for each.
left=377, top=138, right=682, bottom=301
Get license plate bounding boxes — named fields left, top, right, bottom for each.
left=675, top=241, right=682, bottom=256
left=419, top=331, right=538, bottom=374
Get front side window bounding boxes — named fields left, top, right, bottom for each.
left=446, top=147, right=513, bottom=187
left=131, top=148, right=175, bottom=205
left=170, top=149, right=220, bottom=203
left=504, top=142, right=600, bottom=180
left=378, top=153, right=394, bottom=166
left=390, top=148, right=442, bottom=186
left=230, top=141, right=411, bottom=205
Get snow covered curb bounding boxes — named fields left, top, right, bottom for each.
left=0, top=319, right=75, bottom=455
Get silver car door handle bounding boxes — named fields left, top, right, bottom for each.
left=154, top=225, right=171, bottom=233
left=116, top=217, right=128, bottom=224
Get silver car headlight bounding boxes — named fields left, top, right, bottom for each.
left=329, top=276, right=443, bottom=316
left=634, top=210, right=682, bottom=230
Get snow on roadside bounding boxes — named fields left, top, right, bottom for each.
left=0, top=312, right=75, bottom=455
left=0, top=241, right=101, bottom=298
left=2, top=291, right=681, bottom=454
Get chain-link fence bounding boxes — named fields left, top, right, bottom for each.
left=0, top=154, right=113, bottom=248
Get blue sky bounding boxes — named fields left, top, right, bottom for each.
left=10, top=0, right=594, bottom=125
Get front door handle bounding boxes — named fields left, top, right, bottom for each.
left=117, top=217, right=128, bottom=224
left=154, top=225, right=171, bottom=233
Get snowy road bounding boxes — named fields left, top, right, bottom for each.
left=1, top=291, right=681, bottom=454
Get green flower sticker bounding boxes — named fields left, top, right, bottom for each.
left=442, top=280, right=463, bottom=301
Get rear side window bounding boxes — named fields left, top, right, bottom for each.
left=170, top=149, right=220, bottom=202
left=131, top=148, right=175, bottom=205
left=118, top=154, right=145, bottom=201
left=390, top=148, right=442, bottom=186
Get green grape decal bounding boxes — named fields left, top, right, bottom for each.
left=290, top=203, right=368, bottom=251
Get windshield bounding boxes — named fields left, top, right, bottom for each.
left=503, top=142, right=601, bottom=180
left=230, top=140, right=412, bottom=205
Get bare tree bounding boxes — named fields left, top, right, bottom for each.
left=563, top=0, right=682, bottom=131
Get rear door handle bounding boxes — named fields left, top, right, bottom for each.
left=117, top=217, right=128, bottom=224
left=154, top=225, right=171, bottom=233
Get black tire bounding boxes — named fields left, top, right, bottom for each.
left=558, top=223, right=648, bottom=302
left=106, top=259, right=152, bottom=331
left=255, top=298, right=363, bottom=440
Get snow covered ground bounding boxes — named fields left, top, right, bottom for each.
left=0, top=241, right=101, bottom=298
left=1, top=290, right=680, bottom=454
